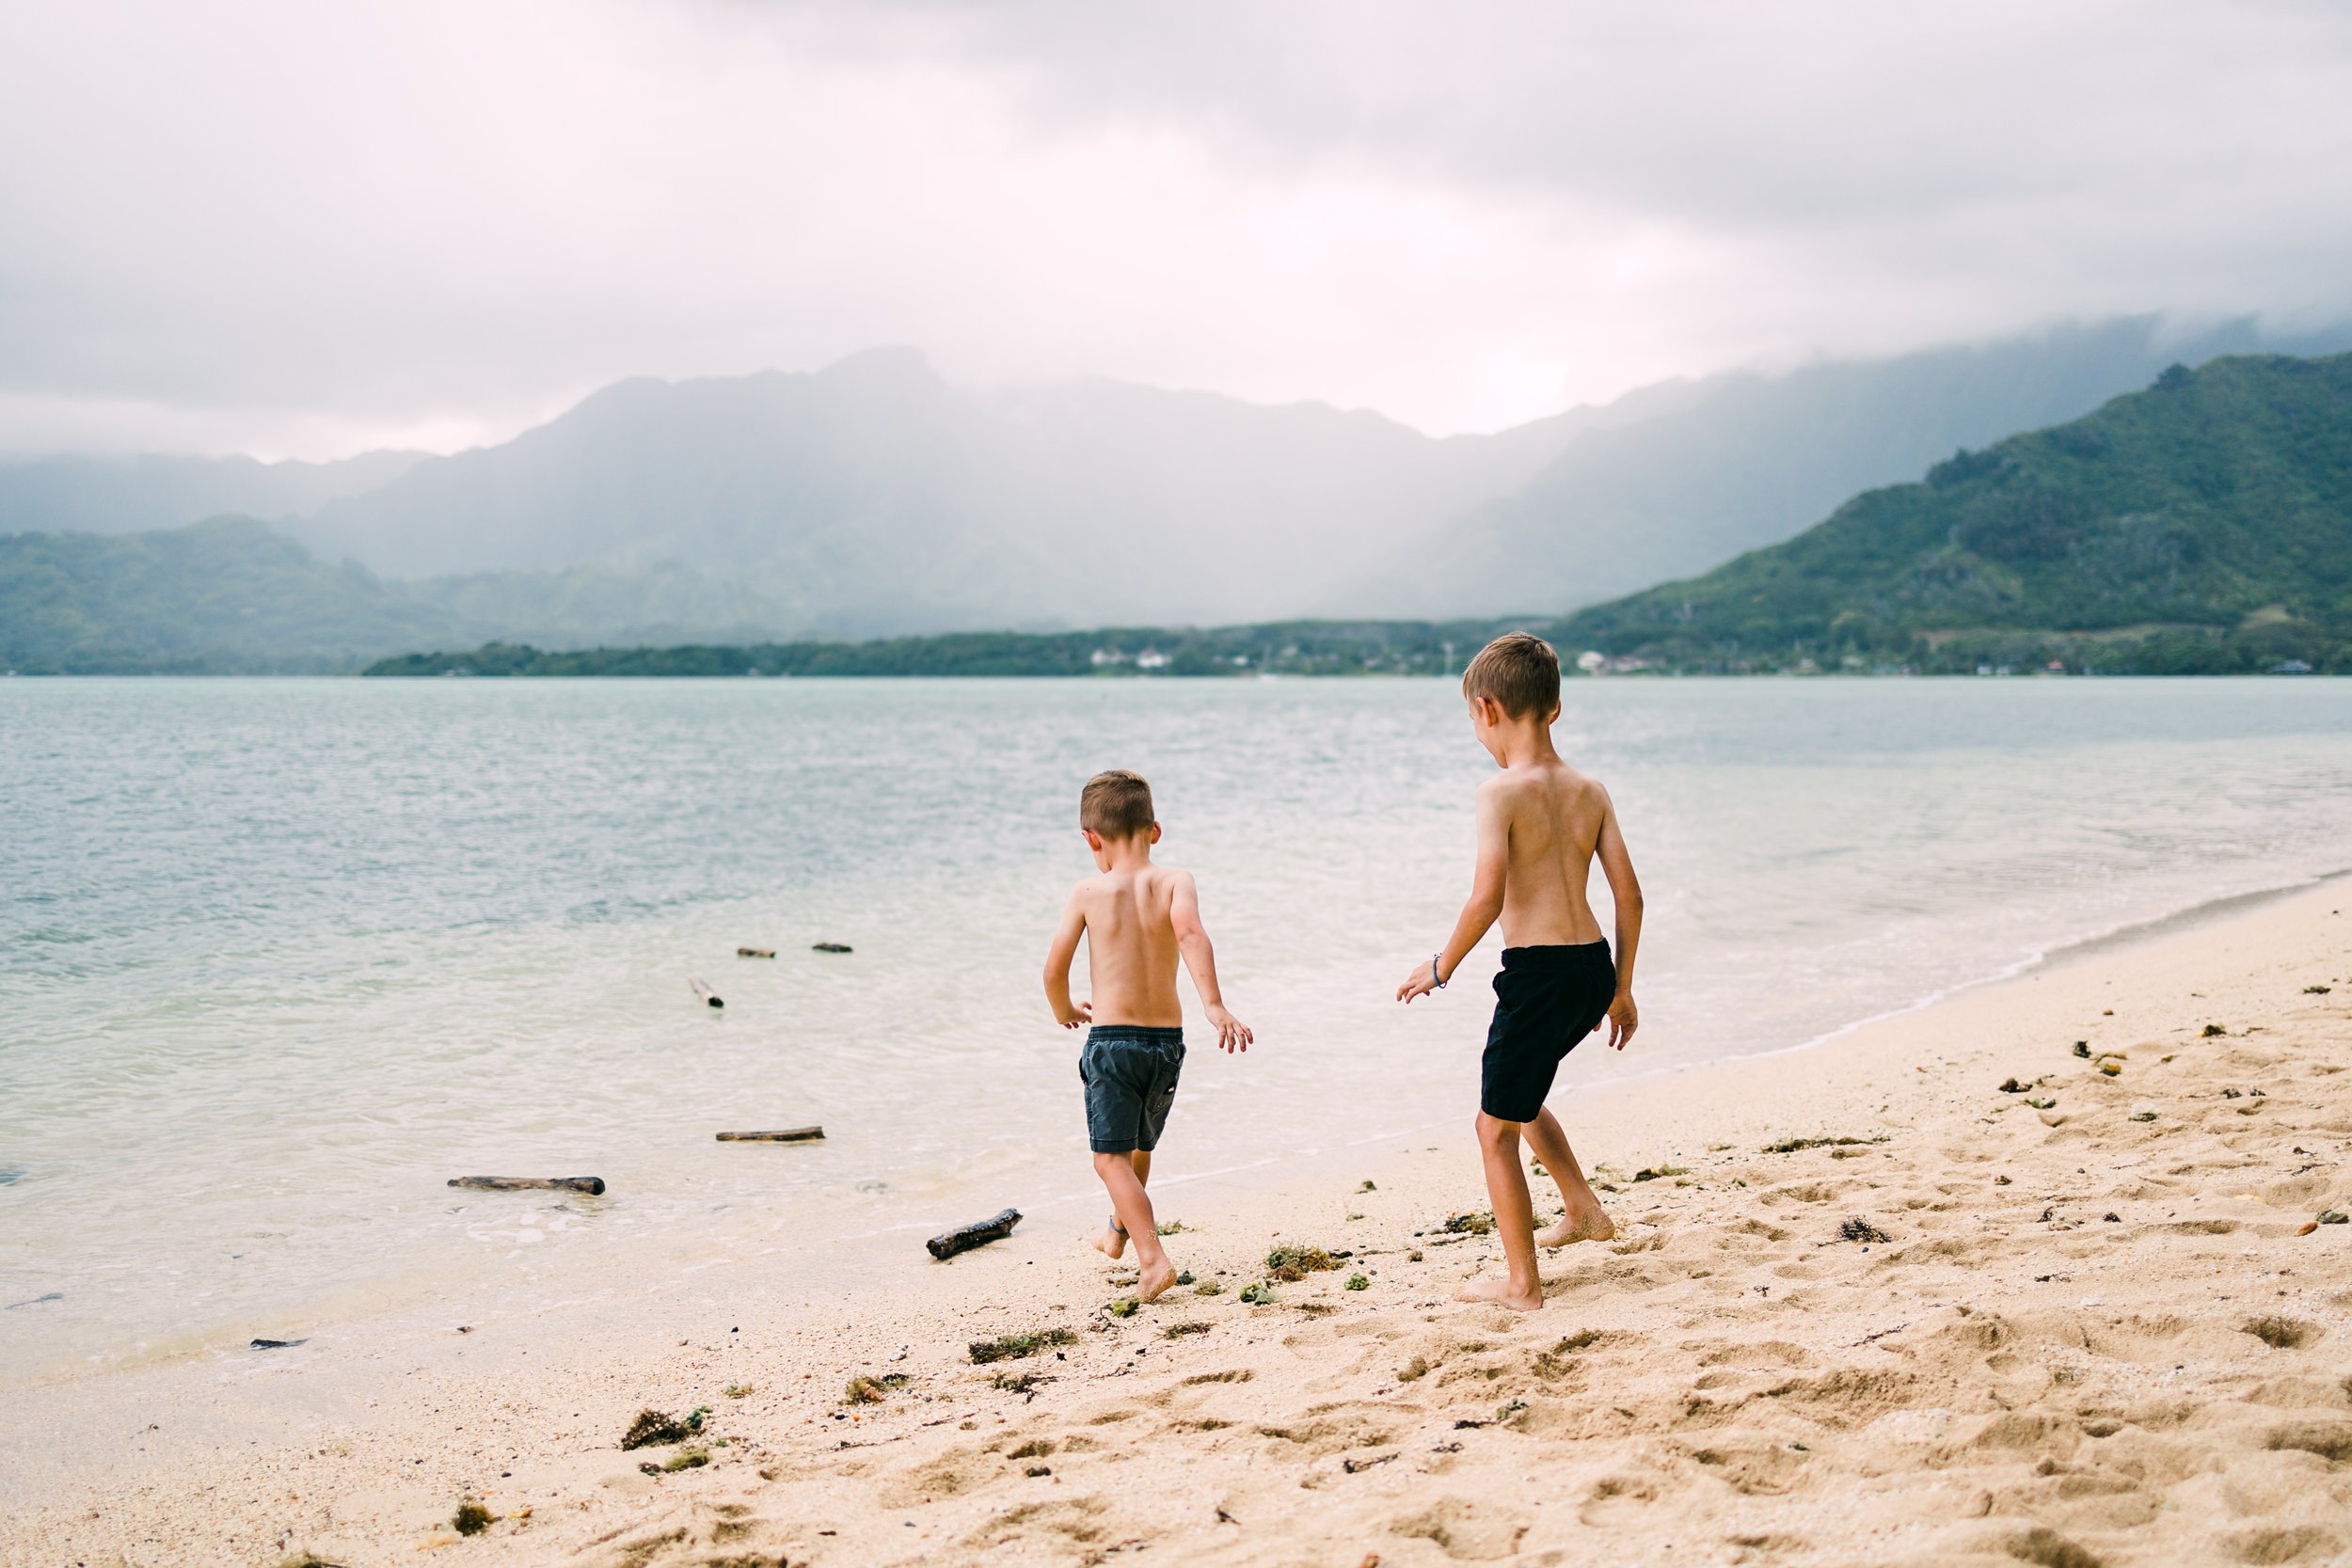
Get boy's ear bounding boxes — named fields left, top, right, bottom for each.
left=1081, top=828, right=1104, bottom=851
left=1149, top=822, right=1163, bottom=845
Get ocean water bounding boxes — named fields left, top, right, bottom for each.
left=3, top=675, right=2349, bottom=1384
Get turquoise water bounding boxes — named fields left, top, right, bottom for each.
left=3, top=676, right=2349, bottom=1382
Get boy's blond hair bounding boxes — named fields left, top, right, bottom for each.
left=1461, top=632, right=1561, bottom=720
left=1080, top=769, right=1156, bottom=839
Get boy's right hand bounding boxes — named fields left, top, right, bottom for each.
left=1056, top=1000, right=1092, bottom=1030
left=1396, top=958, right=1439, bottom=1004
left=1604, top=990, right=1638, bottom=1050
left=1204, top=1004, right=1252, bottom=1053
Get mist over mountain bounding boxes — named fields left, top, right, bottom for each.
left=0, top=450, right=422, bottom=535
left=294, top=318, right=2352, bottom=634
left=288, top=347, right=1611, bottom=635
left=1361, top=316, right=2352, bottom=617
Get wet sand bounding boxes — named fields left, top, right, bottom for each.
left=6, top=881, right=2350, bottom=1567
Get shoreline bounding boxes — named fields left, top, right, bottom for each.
left=8, top=879, right=2351, bottom=1563
left=9, top=863, right=2332, bottom=1399
left=14, top=672, right=2352, bottom=682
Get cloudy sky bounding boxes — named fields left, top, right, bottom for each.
left=2, top=0, right=2349, bottom=459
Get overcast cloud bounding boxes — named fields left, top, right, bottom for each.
left=1, top=0, right=2348, bottom=458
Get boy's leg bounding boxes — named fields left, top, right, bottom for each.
left=1093, top=1150, right=1178, bottom=1302
left=1092, top=1150, right=1153, bottom=1260
left=1525, top=1108, right=1616, bottom=1246
left=1457, top=1112, right=1545, bottom=1310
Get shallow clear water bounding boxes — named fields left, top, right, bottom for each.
left=3, top=675, right=2349, bottom=1382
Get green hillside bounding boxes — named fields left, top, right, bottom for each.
left=0, top=518, right=455, bottom=673
left=1551, top=353, right=2352, bottom=674
left=0, top=517, right=795, bottom=673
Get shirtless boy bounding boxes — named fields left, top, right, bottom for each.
left=1398, top=633, right=1644, bottom=1311
left=1044, top=769, right=1250, bottom=1303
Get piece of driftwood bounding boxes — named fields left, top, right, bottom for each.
left=249, top=1337, right=307, bottom=1350
left=448, top=1176, right=607, bottom=1196
left=737, top=946, right=775, bottom=958
left=928, top=1207, right=1022, bottom=1260
left=714, top=1126, right=825, bottom=1143
left=691, top=976, right=723, bottom=1008
left=812, top=942, right=853, bottom=954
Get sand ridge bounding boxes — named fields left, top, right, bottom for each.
left=7, top=885, right=2350, bottom=1567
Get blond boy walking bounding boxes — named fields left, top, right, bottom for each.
left=1399, top=634, right=1644, bottom=1310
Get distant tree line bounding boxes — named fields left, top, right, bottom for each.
left=359, top=621, right=1527, bottom=678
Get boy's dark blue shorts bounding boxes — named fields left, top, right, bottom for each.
left=1081, top=1025, right=1185, bottom=1153
left=1482, top=942, right=1615, bottom=1122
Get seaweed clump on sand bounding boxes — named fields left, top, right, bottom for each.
left=452, top=1499, right=492, bottom=1536
left=1265, top=1243, right=1340, bottom=1281
left=968, top=1326, right=1079, bottom=1365
left=639, top=1448, right=709, bottom=1475
left=1839, top=1217, right=1892, bottom=1244
left=1763, top=1135, right=1888, bottom=1155
left=844, top=1372, right=912, bottom=1403
left=1441, top=1212, right=1494, bottom=1235
left=620, top=1405, right=708, bottom=1449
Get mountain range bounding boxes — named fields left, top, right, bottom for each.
left=363, top=349, right=2352, bottom=680
left=3, top=315, right=2348, bottom=668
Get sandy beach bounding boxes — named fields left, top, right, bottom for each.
left=7, top=879, right=2351, bottom=1567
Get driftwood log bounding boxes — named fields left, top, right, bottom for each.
left=812, top=942, right=853, bottom=954
left=448, top=1176, right=607, bottom=1196
left=928, top=1207, right=1022, bottom=1260
left=737, top=946, right=775, bottom=958
left=714, top=1126, right=825, bottom=1143
left=690, top=976, right=723, bottom=1008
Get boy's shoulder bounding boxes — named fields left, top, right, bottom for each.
left=1479, top=759, right=1611, bottom=809
left=1065, top=862, right=1195, bottom=899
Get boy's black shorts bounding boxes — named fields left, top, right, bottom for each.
left=1481, top=942, right=1615, bottom=1122
left=1081, top=1025, right=1185, bottom=1153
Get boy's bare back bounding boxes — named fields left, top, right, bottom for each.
left=1479, top=758, right=1631, bottom=951
left=1057, top=863, right=1196, bottom=1028
left=1042, top=770, right=1249, bottom=1053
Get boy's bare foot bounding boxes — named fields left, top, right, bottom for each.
left=1535, top=1207, right=1615, bottom=1248
left=1454, top=1275, right=1544, bottom=1311
left=1092, top=1217, right=1128, bottom=1260
left=1136, top=1259, right=1178, bottom=1303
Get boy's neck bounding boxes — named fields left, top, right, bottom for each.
left=1494, top=719, right=1562, bottom=769
left=1098, top=835, right=1155, bottom=871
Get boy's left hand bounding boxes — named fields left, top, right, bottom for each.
left=1205, top=1004, right=1252, bottom=1053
